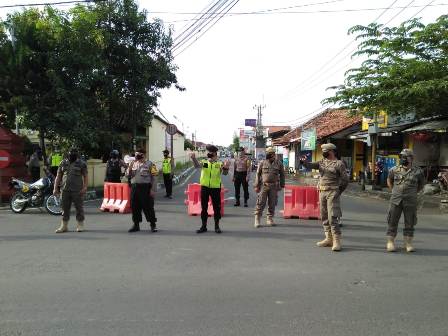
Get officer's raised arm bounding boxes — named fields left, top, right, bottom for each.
left=190, top=153, right=201, bottom=169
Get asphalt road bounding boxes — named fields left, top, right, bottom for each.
left=1, top=170, right=447, bottom=336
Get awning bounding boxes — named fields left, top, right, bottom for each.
left=402, top=119, right=448, bottom=133
left=347, top=122, right=421, bottom=139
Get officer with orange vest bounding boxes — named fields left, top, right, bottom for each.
left=162, top=149, right=174, bottom=199
left=191, top=145, right=230, bottom=234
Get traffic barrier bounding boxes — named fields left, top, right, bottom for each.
left=184, top=183, right=228, bottom=216
left=100, top=182, right=131, bottom=214
left=282, top=185, right=320, bottom=219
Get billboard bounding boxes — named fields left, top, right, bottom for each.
left=301, top=128, right=316, bottom=151
left=245, top=119, right=256, bottom=127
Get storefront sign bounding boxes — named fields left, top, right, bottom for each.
left=301, top=128, right=316, bottom=151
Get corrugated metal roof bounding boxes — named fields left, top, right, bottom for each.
left=403, top=119, right=448, bottom=132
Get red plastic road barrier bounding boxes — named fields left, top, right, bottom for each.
left=184, top=183, right=227, bottom=217
left=100, top=182, right=131, bottom=214
left=282, top=185, right=320, bottom=219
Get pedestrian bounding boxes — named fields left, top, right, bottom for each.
left=253, top=147, right=285, bottom=228
left=233, top=147, right=251, bottom=207
left=191, top=145, right=230, bottom=234
left=300, top=143, right=348, bottom=251
left=53, top=148, right=88, bottom=233
left=386, top=149, right=425, bottom=253
left=105, top=149, right=126, bottom=183
left=49, top=148, right=63, bottom=177
left=126, top=148, right=159, bottom=233
left=28, top=148, right=41, bottom=182
left=162, top=149, right=174, bottom=199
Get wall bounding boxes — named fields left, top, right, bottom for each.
left=147, top=118, right=188, bottom=169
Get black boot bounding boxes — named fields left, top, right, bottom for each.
left=215, top=221, right=222, bottom=234
left=234, top=199, right=240, bottom=207
left=196, top=221, right=207, bottom=234
left=244, top=199, right=248, bottom=207
left=150, top=223, right=158, bottom=232
left=128, top=222, right=140, bottom=232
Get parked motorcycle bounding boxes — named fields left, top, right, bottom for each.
left=9, top=168, right=62, bottom=215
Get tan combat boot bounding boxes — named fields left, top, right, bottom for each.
left=404, top=236, right=415, bottom=252
left=55, top=220, right=68, bottom=233
left=254, top=215, right=261, bottom=228
left=316, top=231, right=333, bottom=247
left=76, top=221, right=84, bottom=232
left=386, top=236, right=396, bottom=252
left=266, top=216, right=275, bottom=226
left=332, top=234, right=342, bottom=252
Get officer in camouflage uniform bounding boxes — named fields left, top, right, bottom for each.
left=253, top=147, right=285, bottom=228
left=386, top=149, right=425, bottom=253
left=301, top=143, right=348, bottom=251
left=53, top=148, right=88, bottom=233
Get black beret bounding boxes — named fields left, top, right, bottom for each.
left=206, top=144, right=218, bottom=152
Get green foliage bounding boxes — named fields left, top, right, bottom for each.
left=232, top=132, right=240, bottom=152
left=184, top=138, right=194, bottom=151
left=0, top=0, right=179, bottom=157
left=324, top=15, right=448, bottom=119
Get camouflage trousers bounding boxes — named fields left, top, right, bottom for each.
left=254, top=183, right=279, bottom=218
left=319, top=189, right=342, bottom=235
left=61, top=190, right=85, bottom=222
left=387, top=201, right=417, bottom=237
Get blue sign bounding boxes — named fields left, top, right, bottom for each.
left=245, top=119, right=256, bottom=127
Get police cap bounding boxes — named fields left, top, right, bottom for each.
left=163, top=149, right=170, bottom=154
left=321, top=143, right=337, bottom=152
left=400, top=148, right=414, bottom=157
left=206, top=144, right=218, bottom=153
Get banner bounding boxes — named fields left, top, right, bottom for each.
left=245, top=119, right=256, bottom=127
left=301, top=128, right=316, bottom=151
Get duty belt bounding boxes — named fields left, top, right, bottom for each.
left=319, top=186, right=339, bottom=191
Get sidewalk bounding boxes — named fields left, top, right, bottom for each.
left=284, top=173, right=448, bottom=213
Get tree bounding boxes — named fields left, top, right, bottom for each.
left=232, top=132, right=240, bottom=152
left=324, top=15, right=448, bottom=119
left=184, top=138, right=194, bottom=151
left=0, top=0, right=179, bottom=158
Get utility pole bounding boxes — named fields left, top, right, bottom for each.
left=254, top=104, right=266, bottom=159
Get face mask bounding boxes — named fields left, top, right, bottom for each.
left=110, top=154, right=118, bottom=159
left=322, top=152, right=330, bottom=158
left=69, top=154, right=78, bottom=162
left=400, top=157, right=409, bottom=166
left=207, top=153, right=214, bottom=159
left=164, top=154, right=168, bottom=158
left=266, top=154, right=274, bottom=160
left=135, top=154, right=143, bottom=160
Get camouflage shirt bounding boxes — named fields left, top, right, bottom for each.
left=58, top=159, right=88, bottom=192
left=304, top=159, right=349, bottom=191
left=388, top=165, right=425, bottom=206
left=255, top=159, right=285, bottom=188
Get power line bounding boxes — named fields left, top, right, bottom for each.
left=173, top=0, right=239, bottom=57
left=172, top=0, right=230, bottom=52
left=173, top=0, right=225, bottom=44
left=409, top=0, right=437, bottom=18
left=159, top=3, right=447, bottom=23
left=0, top=0, right=103, bottom=9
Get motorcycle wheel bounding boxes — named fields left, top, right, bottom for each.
left=45, top=195, right=63, bottom=216
left=10, top=192, right=28, bottom=213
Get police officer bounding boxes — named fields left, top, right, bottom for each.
left=254, top=147, right=285, bottom=228
left=386, top=149, right=424, bottom=252
left=126, top=149, right=159, bottom=233
left=53, top=148, right=88, bottom=233
left=28, top=148, right=41, bottom=182
left=162, top=149, right=174, bottom=199
left=105, top=150, right=126, bottom=183
left=191, top=145, right=230, bottom=234
left=233, top=147, right=251, bottom=207
left=301, top=143, right=348, bottom=251
left=49, top=149, right=63, bottom=177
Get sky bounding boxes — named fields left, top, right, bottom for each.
left=0, top=0, right=445, bottom=146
